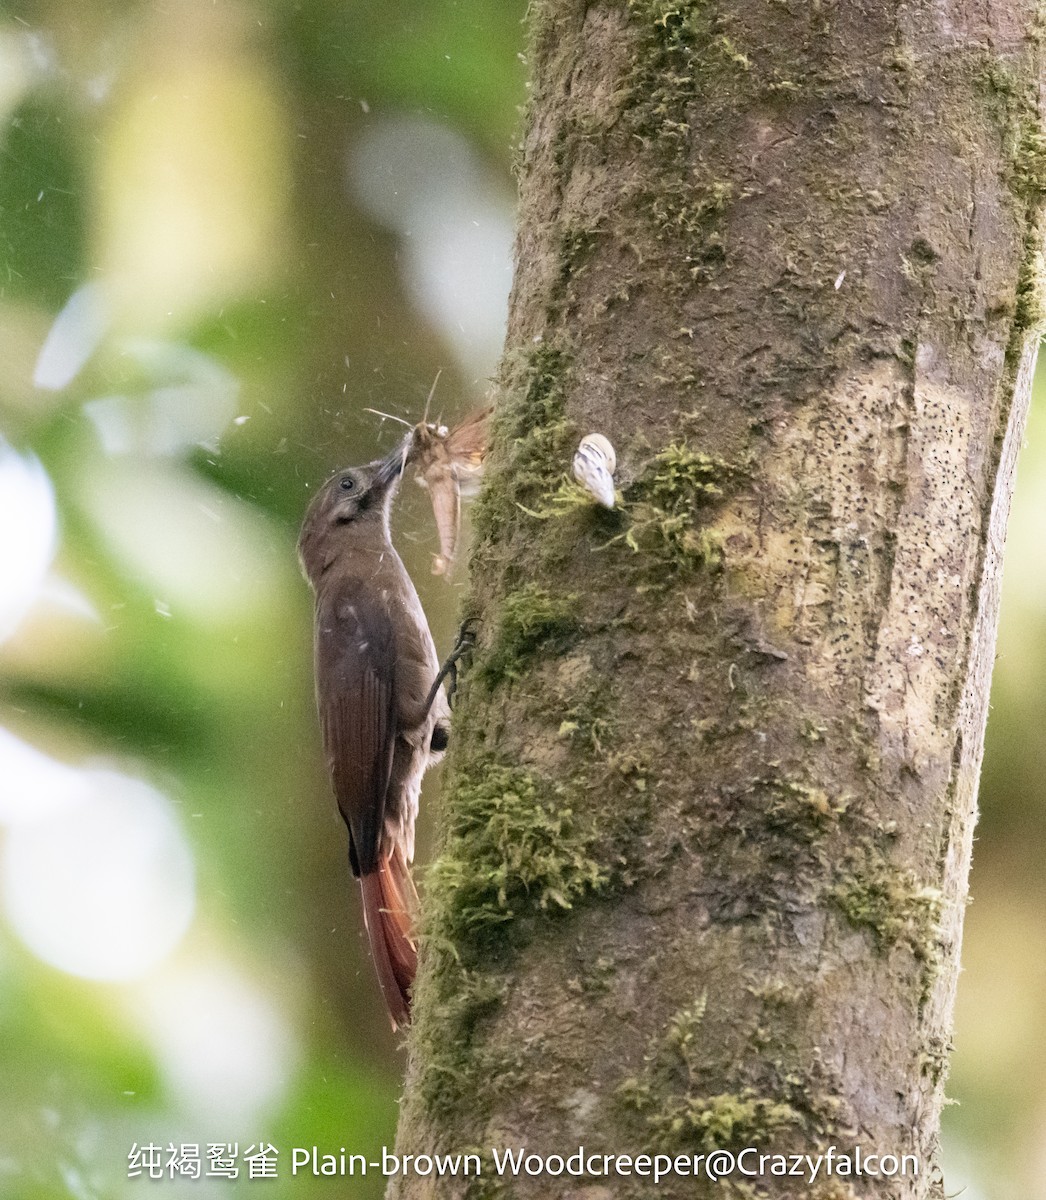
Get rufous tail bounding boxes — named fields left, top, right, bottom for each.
left=359, top=846, right=419, bottom=1029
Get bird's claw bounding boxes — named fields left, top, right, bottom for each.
left=424, top=617, right=481, bottom=716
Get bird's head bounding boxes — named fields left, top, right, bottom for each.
left=298, top=435, right=409, bottom=583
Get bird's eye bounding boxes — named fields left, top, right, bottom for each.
left=340, top=476, right=355, bottom=491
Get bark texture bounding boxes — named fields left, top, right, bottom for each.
left=391, top=3, right=1046, bottom=1198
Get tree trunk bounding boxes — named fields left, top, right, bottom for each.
left=391, top=2, right=1045, bottom=1197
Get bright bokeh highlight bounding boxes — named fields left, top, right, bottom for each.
left=3, top=767, right=195, bottom=981
left=0, top=443, right=57, bottom=644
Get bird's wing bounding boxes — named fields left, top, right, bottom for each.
left=315, top=584, right=396, bottom=876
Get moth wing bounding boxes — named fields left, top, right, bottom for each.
left=445, top=406, right=492, bottom=465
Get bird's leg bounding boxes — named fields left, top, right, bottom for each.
left=424, top=617, right=480, bottom=716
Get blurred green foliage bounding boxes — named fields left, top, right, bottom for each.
left=0, top=2, right=1043, bottom=1199
left=0, top=1, right=522, bottom=1196
left=0, top=98, right=87, bottom=306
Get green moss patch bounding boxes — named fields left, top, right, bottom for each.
left=411, top=761, right=608, bottom=1121
left=476, top=583, right=580, bottom=686
left=427, top=761, right=607, bottom=948
left=624, top=441, right=735, bottom=579
left=618, top=997, right=810, bottom=1152
left=471, top=343, right=576, bottom=548
left=832, top=859, right=942, bottom=957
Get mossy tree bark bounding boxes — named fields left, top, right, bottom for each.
left=391, top=3, right=1045, bottom=1198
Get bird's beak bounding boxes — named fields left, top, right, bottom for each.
left=373, top=432, right=411, bottom=490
